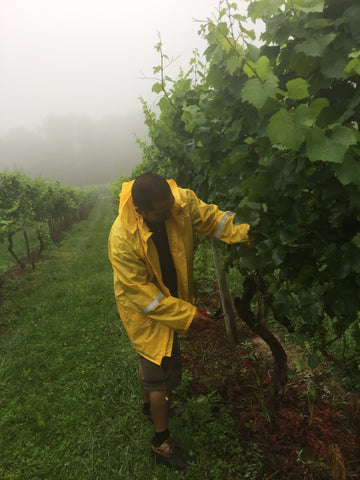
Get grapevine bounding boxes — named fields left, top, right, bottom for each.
left=0, top=170, right=97, bottom=270
left=121, top=0, right=360, bottom=383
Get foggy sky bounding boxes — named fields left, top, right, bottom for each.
left=0, top=113, right=148, bottom=186
left=0, top=0, right=258, bottom=185
left=1, top=0, right=240, bottom=134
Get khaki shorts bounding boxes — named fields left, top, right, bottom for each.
left=138, top=334, right=182, bottom=391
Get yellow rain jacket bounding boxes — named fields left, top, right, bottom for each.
left=108, top=179, right=250, bottom=365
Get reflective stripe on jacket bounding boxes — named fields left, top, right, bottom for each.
left=108, top=179, right=250, bottom=365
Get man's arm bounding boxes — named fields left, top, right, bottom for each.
left=183, top=188, right=250, bottom=244
left=189, top=308, right=216, bottom=332
left=108, top=232, right=196, bottom=334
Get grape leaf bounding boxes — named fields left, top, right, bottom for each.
left=248, top=0, right=284, bottom=21
left=333, top=155, right=360, bottom=187
left=294, top=104, right=317, bottom=130
left=255, top=56, right=271, bottom=81
left=241, top=73, right=279, bottom=110
left=310, top=97, right=329, bottom=117
left=321, top=50, right=348, bottom=79
left=332, top=125, right=357, bottom=148
left=344, top=57, right=360, bottom=76
left=306, top=126, right=357, bottom=163
left=226, top=55, right=243, bottom=75
left=268, top=109, right=305, bottom=150
left=286, top=78, right=310, bottom=100
left=152, top=82, right=163, bottom=94
left=293, top=0, right=325, bottom=13
left=295, top=32, right=338, bottom=57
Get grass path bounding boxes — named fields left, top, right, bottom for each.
left=3, top=196, right=350, bottom=479
left=0, top=197, right=181, bottom=480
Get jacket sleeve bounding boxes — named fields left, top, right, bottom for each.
left=108, top=230, right=195, bottom=334
left=184, top=189, right=250, bottom=244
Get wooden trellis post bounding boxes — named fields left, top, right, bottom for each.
left=211, top=239, right=238, bottom=345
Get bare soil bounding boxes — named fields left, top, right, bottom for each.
left=181, top=289, right=360, bottom=480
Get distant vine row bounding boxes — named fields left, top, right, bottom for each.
left=0, top=170, right=97, bottom=270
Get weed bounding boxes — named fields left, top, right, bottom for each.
left=175, top=392, right=265, bottom=480
left=172, top=368, right=194, bottom=405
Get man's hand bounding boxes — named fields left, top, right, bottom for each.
left=189, top=308, right=216, bottom=333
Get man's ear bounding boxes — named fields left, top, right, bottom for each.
left=135, top=206, right=145, bottom=217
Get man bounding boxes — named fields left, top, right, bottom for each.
left=108, top=172, right=250, bottom=471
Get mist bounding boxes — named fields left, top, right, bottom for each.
left=0, top=112, right=147, bottom=186
left=0, top=1, right=261, bottom=186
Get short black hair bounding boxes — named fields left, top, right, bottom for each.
left=131, top=172, right=172, bottom=210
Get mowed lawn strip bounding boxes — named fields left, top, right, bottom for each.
left=0, top=197, right=180, bottom=480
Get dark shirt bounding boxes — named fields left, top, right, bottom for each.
left=145, top=221, right=178, bottom=298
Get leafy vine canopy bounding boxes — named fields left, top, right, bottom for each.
left=131, top=0, right=360, bottom=375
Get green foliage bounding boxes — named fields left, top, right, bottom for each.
left=115, top=0, right=360, bottom=381
left=178, top=393, right=264, bottom=479
left=0, top=169, right=97, bottom=269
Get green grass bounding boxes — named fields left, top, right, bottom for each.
left=0, top=197, right=263, bottom=480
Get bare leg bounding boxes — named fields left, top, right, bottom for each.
left=149, top=389, right=194, bottom=470
left=149, top=390, right=171, bottom=432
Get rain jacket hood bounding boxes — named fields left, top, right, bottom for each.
left=117, top=179, right=185, bottom=235
left=108, top=179, right=249, bottom=365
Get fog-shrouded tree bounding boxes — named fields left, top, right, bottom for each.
left=0, top=113, right=148, bottom=186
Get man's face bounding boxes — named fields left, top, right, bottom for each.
left=137, top=194, right=175, bottom=224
